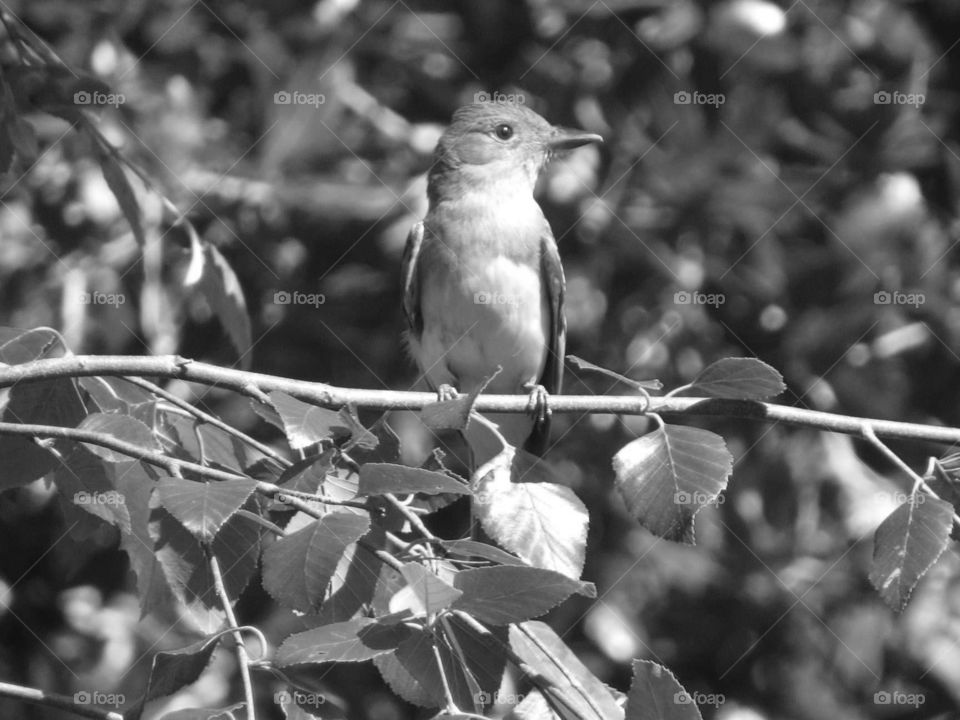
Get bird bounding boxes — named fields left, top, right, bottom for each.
left=401, top=101, right=602, bottom=461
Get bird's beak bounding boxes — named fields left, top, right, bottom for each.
left=548, top=128, right=604, bottom=151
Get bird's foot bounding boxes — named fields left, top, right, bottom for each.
left=436, top=384, right=460, bottom=403
left=523, top=382, right=551, bottom=424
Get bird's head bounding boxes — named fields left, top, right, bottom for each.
left=428, top=102, right=602, bottom=202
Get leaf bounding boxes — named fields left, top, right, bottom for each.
left=156, top=477, right=259, bottom=543
left=358, top=463, right=470, bottom=497
left=277, top=616, right=410, bottom=666
left=78, top=412, right=163, bottom=463
left=420, top=371, right=496, bottom=432
left=156, top=706, right=245, bottom=720
left=0, top=327, right=86, bottom=488
left=93, top=142, right=146, bottom=247
left=510, top=622, right=624, bottom=720
left=452, top=566, right=594, bottom=625
left=474, top=447, right=588, bottom=579
left=126, top=637, right=218, bottom=720
left=115, top=462, right=176, bottom=618
left=869, top=495, right=954, bottom=611
left=54, top=442, right=131, bottom=537
left=625, top=659, right=703, bottom=720
left=261, top=511, right=371, bottom=612
left=566, top=355, right=662, bottom=391
left=388, top=562, right=462, bottom=617
left=188, top=240, right=252, bottom=369
left=682, top=357, right=785, bottom=400
left=440, top=539, right=526, bottom=567
left=613, top=424, right=732, bottom=544
left=149, top=496, right=261, bottom=632
left=269, top=391, right=352, bottom=450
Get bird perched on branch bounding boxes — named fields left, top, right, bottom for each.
left=402, top=102, right=602, bottom=460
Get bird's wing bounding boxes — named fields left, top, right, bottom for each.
left=526, top=229, right=566, bottom=456
left=540, top=228, right=567, bottom=396
left=401, top=221, right=424, bottom=337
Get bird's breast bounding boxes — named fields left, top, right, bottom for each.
left=414, top=195, right=551, bottom=395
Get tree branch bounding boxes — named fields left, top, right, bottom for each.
left=0, top=355, right=958, bottom=445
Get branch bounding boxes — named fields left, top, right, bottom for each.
left=1, top=355, right=959, bottom=445
left=208, top=552, right=256, bottom=720
left=0, top=680, right=124, bottom=720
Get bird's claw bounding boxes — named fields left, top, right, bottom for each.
left=523, top=383, right=551, bottom=424
left=437, top=384, right=460, bottom=403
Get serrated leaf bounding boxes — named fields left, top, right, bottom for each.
left=625, top=659, right=703, bottom=720
left=54, top=442, right=131, bottom=537
left=683, top=357, right=784, bottom=400
left=156, top=477, right=258, bottom=543
left=475, top=448, right=588, bottom=579
left=441, top=539, right=526, bottom=566
left=0, top=327, right=85, bottom=488
left=262, top=511, right=370, bottom=612
left=452, top=566, right=594, bottom=625
left=149, top=496, right=261, bottom=632
left=510, top=622, right=624, bottom=720
left=126, top=637, right=218, bottom=720
left=78, top=412, right=162, bottom=463
left=94, top=142, right=145, bottom=247
left=388, top=562, right=462, bottom=617
left=359, top=463, right=469, bottom=497
left=189, top=240, right=252, bottom=368
left=277, top=617, right=410, bottom=666
left=613, top=424, right=732, bottom=544
left=869, top=495, right=954, bottom=611
left=270, top=391, right=352, bottom=450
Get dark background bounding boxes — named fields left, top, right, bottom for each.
left=2, top=0, right=960, bottom=718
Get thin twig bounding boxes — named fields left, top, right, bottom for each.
left=208, top=552, right=256, bottom=720
left=0, top=680, right=124, bottom=720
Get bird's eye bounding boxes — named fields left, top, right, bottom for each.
left=494, top=123, right=514, bottom=140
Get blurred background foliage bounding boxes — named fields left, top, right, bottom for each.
left=2, top=0, right=960, bottom=718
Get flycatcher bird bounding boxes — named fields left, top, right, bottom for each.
left=402, top=102, right=602, bottom=458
